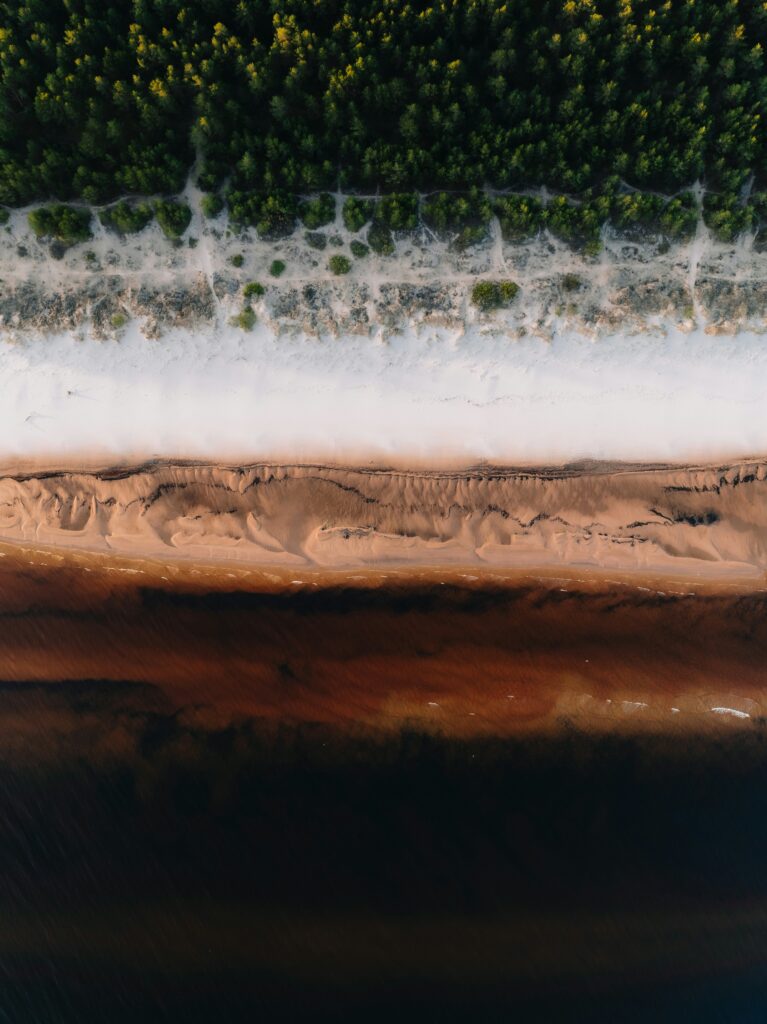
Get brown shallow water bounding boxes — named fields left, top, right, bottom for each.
left=0, top=541, right=766, bottom=742
left=1, top=537, right=767, bottom=1020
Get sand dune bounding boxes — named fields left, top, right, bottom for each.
left=1, top=459, right=766, bottom=578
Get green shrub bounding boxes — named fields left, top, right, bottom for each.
left=0, top=209, right=9, bottom=226
left=99, top=200, right=154, bottom=235
left=230, top=306, right=257, bottom=330
left=422, top=190, right=491, bottom=246
left=110, top=312, right=128, bottom=329
left=201, top=193, right=225, bottom=218
left=227, top=191, right=297, bottom=239
left=305, top=231, right=327, bottom=250
left=229, top=253, right=244, bottom=268
left=545, top=196, right=602, bottom=251
left=703, top=193, right=754, bottom=243
left=367, top=221, right=395, bottom=255
left=350, top=240, right=369, bottom=258
left=562, top=273, right=582, bottom=292
left=28, top=205, right=92, bottom=244
left=269, top=259, right=286, bottom=277
left=243, top=281, right=265, bottom=299
left=493, top=196, right=545, bottom=242
left=342, top=197, right=374, bottom=233
left=328, top=254, right=351, bottom=275
left=298, top=193, right=335, bottom=229
left=471, top=279, right=519, bottom=311
left=376, top=193, right=418, bottom=231
left=610, top=191, right=697, bottom=241
left=155, top=200, right=192, bottom=239
left=660, top=194, right=698, bottom=240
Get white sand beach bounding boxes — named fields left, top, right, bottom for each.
left=1, top=319, right=766, bottom=466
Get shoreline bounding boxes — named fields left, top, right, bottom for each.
left=1, top=540, right=765, bottom=740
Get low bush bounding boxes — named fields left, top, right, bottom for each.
left=545, top=195, right=603, bottom=252
left=243, top=281, right=265, bottom=299
left=229, top=253, right=244, bottom=268
left=227, top=191, right=297, bottom=239
left=99, top=200, right=154, bottom=235
left=350, top=240, right=369, bottom=258
left=471, top=279, right=519, bottom=311
left=376, top=193, right=418, bottom=231
left=367, top=221, right=395, bottom=255
left=230, top=306, right=257, bottom=330
left=298, top=193, right=335, bottom=229
left=342, top=197, right=374, bottom=233
left=493, top=195, right=545, bottom=241
left=562, top=273, right=582, bottom=292
left=703, top=193, right=754, bottom=243
left=201, top=193, right=225, bottom=218
left=328, top=254, right=351, bottom=275
left=422, top=190, right=491, bottom=245
left=28, top=204, right=92, bottom=244
left=155, top=200, right=192, bottom=239
left=305, top=231, right=327, bottom=250
left=269, top=259, right=286, bottom=277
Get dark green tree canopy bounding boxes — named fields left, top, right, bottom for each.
left=0, top=0, right=765, bottom=209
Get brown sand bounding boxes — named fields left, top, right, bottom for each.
left=0, top=458, right=766, bottom=578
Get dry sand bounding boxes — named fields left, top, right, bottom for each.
left=0, top=458, right=766, bottom=579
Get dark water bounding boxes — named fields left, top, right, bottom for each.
left=1, top=557, right=767, bottom=1020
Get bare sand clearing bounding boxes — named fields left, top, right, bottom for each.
left=0, top=458, right=766, bottom=579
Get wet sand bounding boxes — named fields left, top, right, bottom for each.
left=0, top=539, right=765, bottom=745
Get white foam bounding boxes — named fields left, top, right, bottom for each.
left=711, top=706, right=751, bottom=719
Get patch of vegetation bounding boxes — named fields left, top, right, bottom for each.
left=201, top=193, right=225, bottom=218
left=298, top=193, right=335, bottom=229
left=493, top=196, right=546, bottom=242
left=229, top=253, right=244, bottom=268
left=545, top=194, right=606, bottom=253
left=0, top=209, right=9, bottom=226
left=659, top=194, right=699, bottom=241
left=350, top=240, right=369, bottom=258
left=342, top=197, right=374, bottom=233
left=110, top=312, right=128, bottom=329
left=305, top=231, right=327, bottom=250
left=228, top=191, right=297, bottom=239
left=367, top=221, right=395, bottom=256
left=243, top=281, right=265, bottom=299
left=471, top=279, right=519, bottom=311
left=422, top=190, right=491, bottom=248
left=375, top=193, right=418, bottom=231
left=703, top=193, right=755, bottom=243
left=154, top=200, right=192, bottom=239
left=28, top=205, right=92, bottom=244
left=611, top=191, right=698, bottom=241
left=99, top=200, right=154, bottom=235
left=269, top=259, right=286, bottom=277
left=328, top=254, right=351, bottom=275
left=562, top=274, right=582, bottom=292
left=230, top=306, right=257, bottom=331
